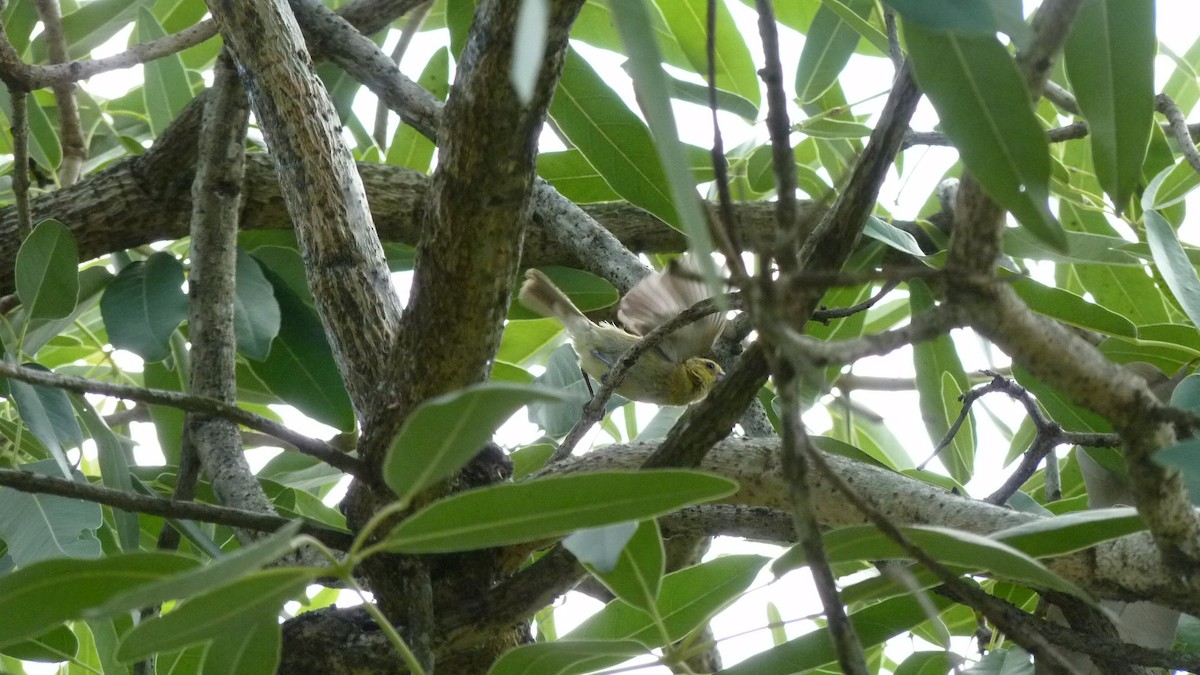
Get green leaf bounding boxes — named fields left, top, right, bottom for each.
left=233, top=250, right=281, bottom=361
left=722, top=594, right=954, bottom=673
left=578, top=520, right=664, bottom=613
left=0, top=461, right=101, bottom=566
left=1148, top=159, right=1200, bottom=210
left=0, top=624, right=78, bottom=662
left=100, top=252, right=188, bottom=363
left=383, top=383, right=569, bottom=505
left=15, top=219, right=79, bottom=321
left=536, top=150, right=621, bottom=203
left=386, top=47, right=449, bottom=171
left=567, top=555, right=767, bottom=645
left=200, top=614, right=281, bottom=675
left=247, top=268, right=355, bottom=431
left=136, top=7, right=194, bottom=135
left=904, top=23, right=1064, bottom=251
left=650, top=0, right=759, bottom=108
left=116, top=568, right=312, bottom=662
left=510, top=443, right=555, bottom=480
left=894, top=650, right=965, bottom=675
left=74, top=398, right=140, bottom=552
left=0, top=552, right=198, bottom=648
left=991, top=507, right=1145, bottom=557
left=498, top=319, right=562, bottom=364
left=7, top=367, right=84, bottom=479
left=1010, top=277, right=1137, bottom=338
left=1144, top=209, right=1200, bottom=329
left=550, top=47, right=678, bottom=229
left=143, top=344, right=188, bottom=465
left=563, top=521, right=638, bottom=574
left=910, top=281, right=974, bottom=483
left=795, top=0, right=872, bottom=104
left=884, top=0, right=1016, bottom=35
left=864, top=216, right=926, bottom=257
left=1064, top=0, right=1155, bottom=211
left=488, top=640, right=648, bottom=675
left=613, top=2, right=720, bottom=268
left=381, top=471, right=738, bottom=554
left=645, top=67, right=759, bottom=121
left=822, top=525, right=1091, bottom=598
left=527, top=345, right=623, bottom=437
left=88, top=522, right=302, bottom=619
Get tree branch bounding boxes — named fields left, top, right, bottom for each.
left=0, top=468, right=353, bottom=550
left=0, top=359, right=365, bottom=478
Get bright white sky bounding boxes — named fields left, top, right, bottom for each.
left=33, top=2, right=1200, bottom=673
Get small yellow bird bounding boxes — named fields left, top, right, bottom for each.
left=518, top=258, right=725, bottom=406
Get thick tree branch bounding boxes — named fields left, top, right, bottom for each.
left=208, top=0, right=404, bottom=423
left=185, top=53, right=274, bottom=536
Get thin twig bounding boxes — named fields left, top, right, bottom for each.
left=799, top=445, right=1080, bottom=671
left=705, top=0, right=746, bottom=283
left=778, top=366, right=868, bottom=675
left=9, top=88, right=32, bottom=237
left=35, top=0, right=86, bottom=186
left=372, top=0, right=432, bottom=149
left=0, top=359, right=366, bottom=478
left=883, top=8, right=903, bottom=72
left=754, top=0, right=798, bottom=264
left=0, top=467, right=353, bottom=549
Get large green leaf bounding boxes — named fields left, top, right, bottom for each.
left=550, top=48, right=678, bottom=229
left=795, top=0, right=873, bottom=104
left=100, top=252, right=188, bottom=363
left=87, top=522, right=302, bottom=618
left=0, top=623, right=78, bottom=662
left=720, top=589, right=947, bottom=673
left=15, top=219, right=79, bottom=321
left=0, top=462, right=100, bottom=566
left=991, top=507, right=1145, bottom=557
left=651, top=0, right=760, bottom=108
left=572, top=520, right=663, bottom=613
left=246, top=267, right=355, bottom=431
left=1144, top=209, right=1200, bottom=330
left=0, top=552, right=198, bottom=648
left=566, top=555, right=768, bottom=645
left=884, top=0, right=1020, bottom=36
left=199, top=613, right=282, bottom=675
left=536, top=149, right=622, bottom=203
left=381, top=471, right=738, bottom=554
left=1010, top=277, right=1137, bottom=338
left=74, top=398, right=140, bottom=552
left=382, top=383, right=569, bottom=505
left=905, top=23, right=1064, bottom=251
left=1064, top=0, right=1155, bottom=211
left=135, top=7, right=194, bottom=135
left=910, top=281, right=974, bottom=483
left=232, top=250, right=281, bottom=361
left=7, top=367, right=85, bottom=479
left=116, top=568, right=313, bottom=662
left=488, top=640, right=648, bottom=675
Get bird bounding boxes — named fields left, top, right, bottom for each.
left=518, top=258, right=726, bottom=406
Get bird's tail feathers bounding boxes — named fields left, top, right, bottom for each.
left=519, top=269, right=590, bottom=333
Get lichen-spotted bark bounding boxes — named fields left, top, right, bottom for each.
left=205, top=0, right=403, bottom=421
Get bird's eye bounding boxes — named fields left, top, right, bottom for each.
left=705, top=362, right=716, bottom=371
